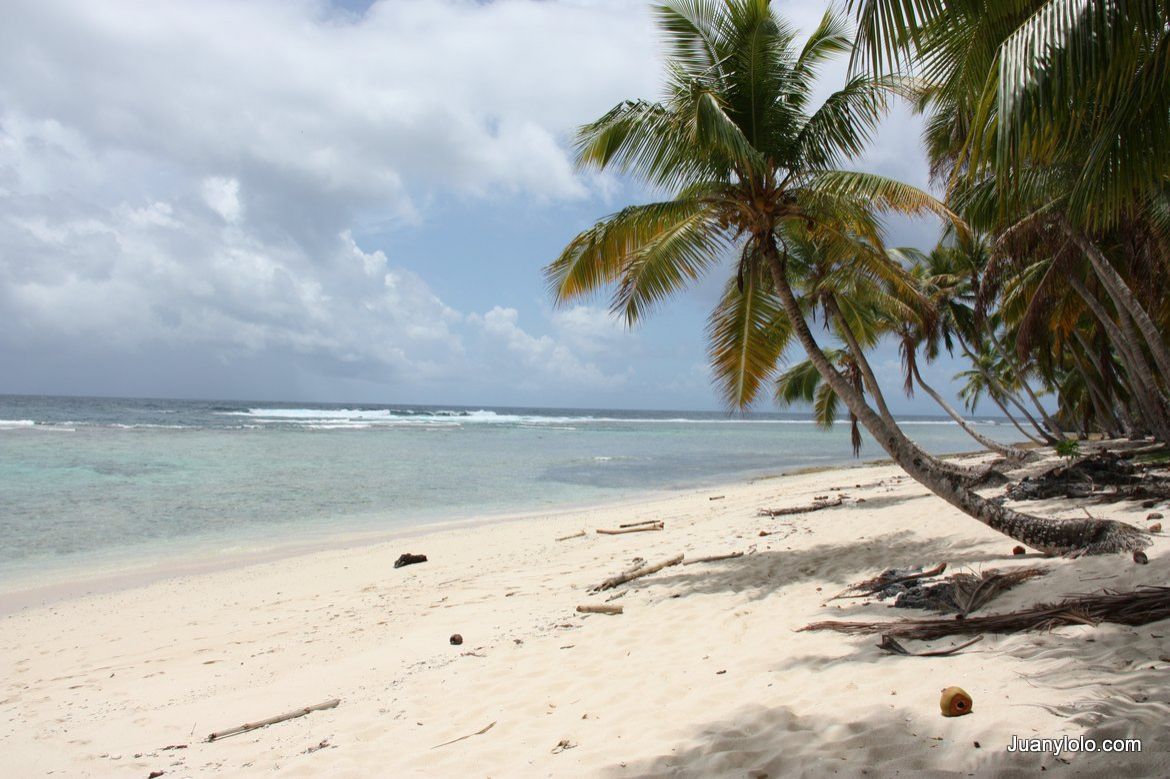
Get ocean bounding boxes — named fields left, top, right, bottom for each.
left=0, top=394, right=1000, bottom=586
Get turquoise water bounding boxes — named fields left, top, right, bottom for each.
left=0, top=395, right=1000, bottom=583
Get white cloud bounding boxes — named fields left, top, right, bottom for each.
left=470, top=306, right=629, bottom=390
left=201, top=177, right=242, bottom=224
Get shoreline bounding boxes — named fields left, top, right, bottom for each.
left=0, top=453, right=913, bottom=616
left=5, top=455, right=1167, bottom=776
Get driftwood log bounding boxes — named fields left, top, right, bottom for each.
left=577, top=604, right=624, bottom=615
left=757, top=496, right=844, bottom=517
left=597, top=522, right=663, bottom=535
left=592, top=554, right=684, bottom=591
left=555, top=530, right=586, bottom=542
left=619, top=520, right=662, bottom=528
left=682, top=552, right=744, bottom=566
left=206, top=699, right=340, bottom=742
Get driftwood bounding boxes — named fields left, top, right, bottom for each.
left=878, top=634, right=984, bottom=657
left=431, top=721, right=496, bottom=749
left=577, top=603, right=624, bottom=615
left=682, top=552, right=744, bottom=566
left=757, top=496, right=844, bottom=517
left=619, top=520, right=662, bottom=528
left=555, top=530, right=586, bottom=541
left=802, top=585, right=1170, bottom=640
left=206, top=699, right=340, bottom=742
left=597, top=522, right=663, bottom=535
left=394, top=553, right=427, bottom=569
left=593, top=554, right=684, bottom=592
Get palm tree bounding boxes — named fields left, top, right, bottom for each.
left=546, top=0, right=1146, bottom=554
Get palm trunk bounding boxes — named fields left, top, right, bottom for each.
left=956, top=335, right=1054, bottom=444
left=824, top=296, right=979, bottom=477
left=765, top=242, right=1145, bottom=555
left=1069, top=275, right=1170, bottom=442
left=985, top=325, right=1064, bottom=436
left=1062, top=219, right=1170, bottom=388
left=910, top=361, right=1031, bottom=460
left=1070, top=330, right=1123, bottom=437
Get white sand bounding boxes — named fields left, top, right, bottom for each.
left=3, top=458, right=1169, bottom=777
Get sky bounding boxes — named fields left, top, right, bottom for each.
left=0, top=0, right=978, bottom=414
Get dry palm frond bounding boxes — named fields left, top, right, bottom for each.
left=947, top=567, right=1046, bottom=616
left=802, top=585, right=1170, bottom=640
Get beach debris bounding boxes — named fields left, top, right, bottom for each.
left=551, top=738, right=577, bottom=754
left=682, top=551, right=744, bottom=565
left=304, top=739, right=330, bottom=754
left=709, top=495, right=725, bottom=501
left=833, top=563, right=947, bottom=600
left=1150, top=522, right=1163, bottom=533
left=205, top=699, right=340, bottom=742
left=940, top=687, right=973, bottom=717
left=430, top=721, right=496, bottom=749
left=597, top=522, right=664, bottom=535
left=555, top=530, right=586, bottom=542
left=394, top=553, right=428, bottom=569
left=878, top=634, right=983, bottom=657
left=449, top=633, right=463, bottom=645
left=836, top=565, right=1044, bottom=615
left=756, top=496, right=844, bottom=517
left=149, top=772, right=165, bottom=779
left=604, top=590, right=628, bottom=602
left=1003, top=451, right=1170, bottom=503
left=801, top=585, right=1170, bottom=640
left=1134, top=551, right=1149, bottom=565
left=592, top=553, right=684, bottom=592
left=1012, top=545, right=1026, bottom=555
left=576, top=604, right=623, bottom=615
left=1149, top=512, right=1164, bottom=520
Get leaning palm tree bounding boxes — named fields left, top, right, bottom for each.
left=545, top=0, right=1145, bottom=554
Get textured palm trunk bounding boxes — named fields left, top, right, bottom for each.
left=766, top=243, right=1146, bottom=555
left=910, top=362, right=1031, bottom=461
left=1063, top=220, right=1170, bottom=389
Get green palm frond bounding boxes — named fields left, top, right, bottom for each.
left=707, top=261, right=791, bottom=409
left=546, top=199, right=714, bottom=307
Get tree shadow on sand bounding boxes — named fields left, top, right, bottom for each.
left=645, top=531, right=999, bottom=603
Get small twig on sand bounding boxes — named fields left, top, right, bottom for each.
left=757, top=496, right=844, bottom=517
left=619, top=520, right=663, bottom=528
left=592, top=554, right=684, bottom=592
left=597, top=523, right=664, bottom=535
left=682, top=552, right=744, bottom=566
left=555, top=530, right=586, bottom=542
left=431, top=721, right=497, bottom=749
left=577, top=604, right=623, bottom=615
left=206, top=699, right=340, bottom=742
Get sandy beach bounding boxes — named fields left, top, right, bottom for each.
left=3, top=456, right=1169, bottom=777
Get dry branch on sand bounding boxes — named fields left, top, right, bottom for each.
left=592, top=554, right=684, bottom=592
left=682, top=552, right=744, bottom=565
left=206, top=699, right=340, bottom=742
left=577, top=604, right=623, bottom=615
left=802, top=585, right=1170, bottom=640
left=597, top=523, right=664, bottom=535
left=756, top=496, right=845, bottom=517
